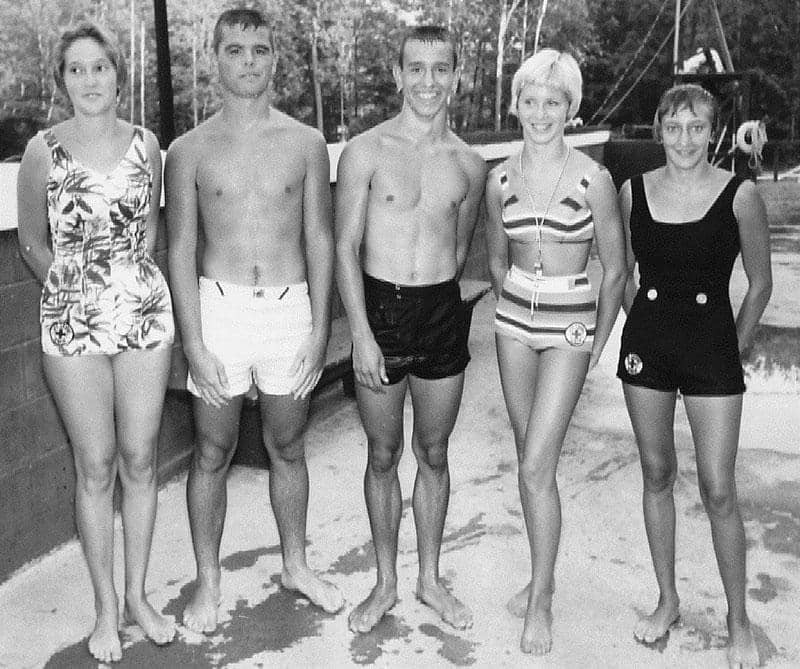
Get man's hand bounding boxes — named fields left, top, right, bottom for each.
left=288, top=335, right=326, bottom=400
left=187, top=346, right=231, bottom=407
left=352, top=334, right=389, bottom=392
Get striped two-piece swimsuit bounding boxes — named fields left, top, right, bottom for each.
left=494, top=157, right=603, bottom=352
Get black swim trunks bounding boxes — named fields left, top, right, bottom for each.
left=363, top=273, right=471, bottom=385
left=617, top=174, right=746, bottom=396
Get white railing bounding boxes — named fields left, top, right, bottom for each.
left=0, top=130, right=610, bottom=232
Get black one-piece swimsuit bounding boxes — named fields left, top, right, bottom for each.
left=617, top=174, right=746, bottom=396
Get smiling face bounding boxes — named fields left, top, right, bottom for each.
left=215, top=24, right=274, bottom=99
left=516, top=82, right=570, bottom=145
left=660, top=103, right=714, bottom=170
left=62, top=37, right=119, bottom=116
left=393, top=39, right=457, bottom=119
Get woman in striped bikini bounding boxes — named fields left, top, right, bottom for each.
left=485, top=49, right=627, bottom=655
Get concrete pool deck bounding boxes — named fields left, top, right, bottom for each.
left=1, top=257, right=798, bottom=668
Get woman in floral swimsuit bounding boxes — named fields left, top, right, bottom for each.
left=17, top=22, right=174, bottom=662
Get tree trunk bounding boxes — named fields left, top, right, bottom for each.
left=140, top=21, right=145, bottom=126
left=495, top=0, right=520, bottom=131
left=312, top=16, right=324, bottom=134
left=521, top=0, right=529, bottom=63
left=533, top=0, right=548, bottom=55
left=465, top=40, right=485, bottom=132
left=192, top=30, right=198, bottom=127
left=130, top=0, right=135, bottom=123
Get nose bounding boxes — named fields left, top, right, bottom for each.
left=423, top=67, right=434, bottom=85
left=677, top=126, right=693, bottom=145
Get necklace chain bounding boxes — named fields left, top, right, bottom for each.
left=518, top=146, right=570, bottom=275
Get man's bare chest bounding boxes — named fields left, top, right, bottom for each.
left=370, top=152, right=468, bottom=212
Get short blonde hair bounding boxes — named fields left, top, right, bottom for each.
left=509, top=49, right=582, bottom=120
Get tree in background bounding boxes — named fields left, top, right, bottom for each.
left=0, top=0, right=798, bottom=157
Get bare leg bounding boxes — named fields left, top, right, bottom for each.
left=259, top=392, right=343, bottom=613
left=113, top=349, right=175, bottom=645
left=348, top=380, right=408, bottom=633
left=622, top=383, right=681, bottom=643
left=408, top=373, right=472, bottom=630
left=44, top=355, right=122, bottom=663
left=502, top=342, right=590, bottom=655
left=684, top=395, right=758, bottom=669
left=495, top=334, right=538, bottom=618
left=183, top=396, right=243, bottom=633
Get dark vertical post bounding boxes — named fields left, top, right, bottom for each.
left=152, top=0, right=175, bottom=147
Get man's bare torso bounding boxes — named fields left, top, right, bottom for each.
left=361, top=123, right=474, bottom=285
left=192, top=111, right=311, bottom=286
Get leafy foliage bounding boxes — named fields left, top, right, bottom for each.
left=0, top=0, right=798, bottom=155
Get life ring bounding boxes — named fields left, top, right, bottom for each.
left=735, top=120, right=767, bottom=170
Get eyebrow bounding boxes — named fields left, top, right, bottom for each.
left=66, top=57, right=112, bottom=66
left=405, top=60, right=452, bottom=67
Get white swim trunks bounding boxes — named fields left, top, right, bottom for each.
left=187, top=276, right=312, bottom=397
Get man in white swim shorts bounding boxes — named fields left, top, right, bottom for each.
left=166, top=8, right=343, bottom=635
left=187, top=277, right=313, bottom=397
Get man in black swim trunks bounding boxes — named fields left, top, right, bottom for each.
left=335, top=26, right=487, bottom=634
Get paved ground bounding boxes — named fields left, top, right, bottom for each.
left=1, top=252, right=798, bottom=668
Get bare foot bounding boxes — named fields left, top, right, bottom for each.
left=348, top=583, right=398, bottom=633
left=508, top=578, right=555, bottom=618
left=507, top=583, right=530, bottom=618
left=520, top=605, right=553, bottom=655
left=88, top=609, right=122, bottom=664
left=281, top=566, right=344, bottom=613
left=124, top=596, right=176, bottom=645
left=183, top=578, right=221, bottom=634
left=727, top=618, right=759, bottom=669
left=633, top=598, right=680, bottom=644
left=416, top=578, right=473, bottom=630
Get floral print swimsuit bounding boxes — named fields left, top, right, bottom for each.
left=40, top=126, right=174, bottom=355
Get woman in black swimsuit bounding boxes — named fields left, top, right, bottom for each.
left=617, top=84, right=771, bottom=669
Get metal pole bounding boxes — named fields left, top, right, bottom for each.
left=672, top=0, right=681, bottom=74
left=152, top=0, right=175, bottom=146
left=130, top=0, right=135, bottom=123
left=708, top=0, right=735, bottom=71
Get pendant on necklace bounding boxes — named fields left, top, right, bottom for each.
left=533, top=262, right=543, bottom=277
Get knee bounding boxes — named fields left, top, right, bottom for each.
left=193, top=431, right=236, bottom=474
left=367, top=439, right=401, bottom=474
left=641, top=458, right=676, bottom=494
left=268, top=421, right=306, bottom=462
left=117, top=444, right=157, bottom=485
left=518, top=456, right=555, bottom=493
left=414, top=437, right=448, bottom=471
left=76, top=453, right=117, bottom=494
left=699, top=479, right=737, bottom=518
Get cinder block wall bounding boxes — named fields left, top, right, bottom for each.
left=0, top=214, right=195, bottom=582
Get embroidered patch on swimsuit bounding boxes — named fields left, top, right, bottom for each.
left=624, top=352, right=643, bottom=376
left=564, top=322, right=588, bottom=347
left=49, top=321, right=74, bottom=347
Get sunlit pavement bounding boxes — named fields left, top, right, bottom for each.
left=1, top=252, right=798, bottom=668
